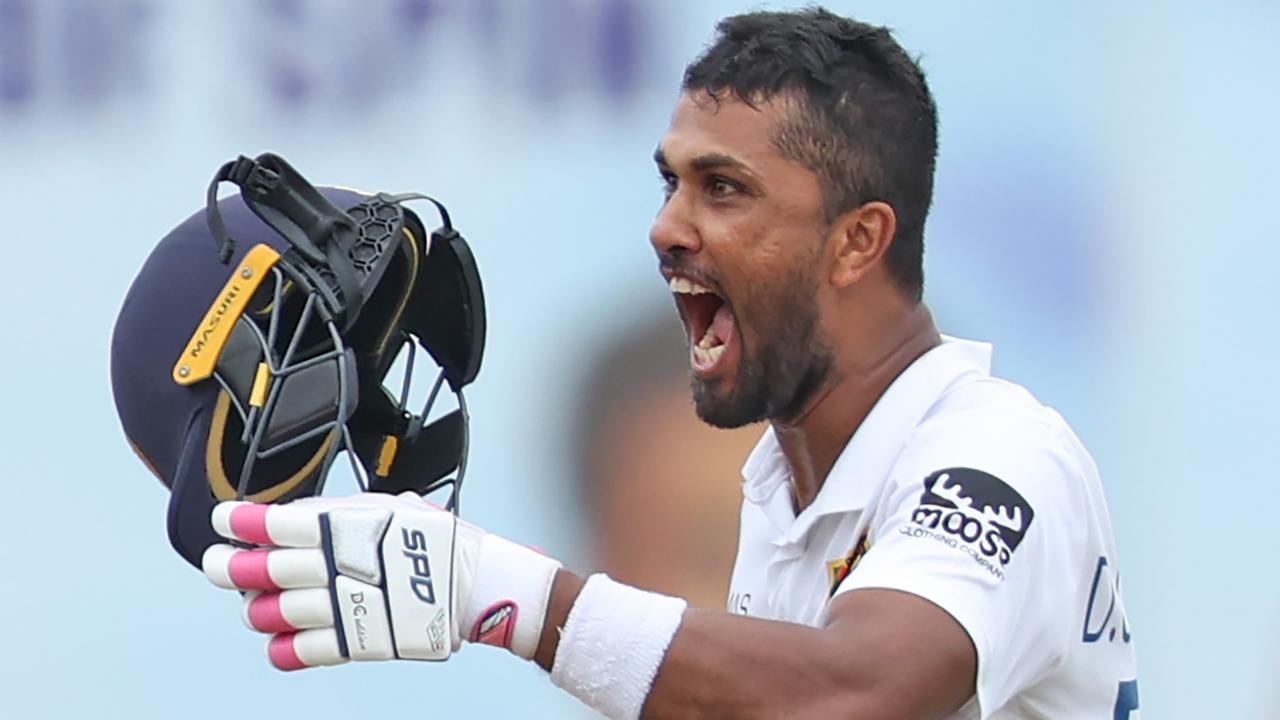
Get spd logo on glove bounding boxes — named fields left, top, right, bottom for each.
left=402, top=528, right=438, bottom=604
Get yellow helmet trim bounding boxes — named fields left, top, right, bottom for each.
left=173, top=244, right=281, bottom=386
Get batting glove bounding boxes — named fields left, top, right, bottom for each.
left=201, top=492, right=561, bottom=670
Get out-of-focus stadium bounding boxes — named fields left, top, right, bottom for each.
left=0, top=1, right=1276, bottom=717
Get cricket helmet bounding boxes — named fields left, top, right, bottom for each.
left=111, top=153, right=485, bottom=567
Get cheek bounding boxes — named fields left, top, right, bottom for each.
left=745, top=259, right=823, bottom=338
left=724, top=280, right=779, bottom=358
left=702, top=224, right=773, bottom=296
left=702, top=217, right=821, bottom=330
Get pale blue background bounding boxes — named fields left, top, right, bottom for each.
left=0, top=1, right=1276, bottom=717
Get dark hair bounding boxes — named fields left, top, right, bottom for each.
left=683, top=7, right=937, bottom=300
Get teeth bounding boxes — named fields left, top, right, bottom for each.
left=669, top=276, right=712, bottom=295
left=692, top=343, right=726, bottom=366
left=697, top=324, right=717, bottom=349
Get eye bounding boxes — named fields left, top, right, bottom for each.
left=707, top=175, right=742, bottom=199
left=658, top=170, right=677, bottom=199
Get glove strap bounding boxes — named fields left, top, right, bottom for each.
left=460, top=533, right=561, bottom=660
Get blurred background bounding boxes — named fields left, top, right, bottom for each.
left=0, top=0, right=1276, bottom=717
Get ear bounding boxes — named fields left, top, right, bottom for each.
left=827, top=201, right=896, bottom=289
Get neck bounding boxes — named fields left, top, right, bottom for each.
left=772, top=303, right=940, bottom=512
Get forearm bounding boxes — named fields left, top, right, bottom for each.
left=641, top=608, right=867, bottom=719
left=533, top=570, right=901, bottom=720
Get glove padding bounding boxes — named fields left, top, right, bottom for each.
left=202, top=492, right=560, bottom=670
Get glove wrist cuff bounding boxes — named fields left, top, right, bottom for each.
left=461, top=533, right=561, bottom=660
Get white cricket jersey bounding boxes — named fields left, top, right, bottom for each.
left=727, top=337, right=1139, bottom=719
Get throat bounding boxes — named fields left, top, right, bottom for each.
left=776, top=425, right=831, bottom=513
left=773, top=306, right=943, bottom=512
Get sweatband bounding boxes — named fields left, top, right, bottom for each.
left=549, top=574, right=688, bottom=720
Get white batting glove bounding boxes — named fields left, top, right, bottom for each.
left=201, top=492, right=561, bottom=670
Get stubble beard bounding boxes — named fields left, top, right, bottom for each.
left=691, top=265, right=834, bottom=429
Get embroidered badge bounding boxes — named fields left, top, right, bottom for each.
left=826, top=530, right=871, bottom=597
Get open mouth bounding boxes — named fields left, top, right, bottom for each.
left=669, top=275, right=738, bottom=376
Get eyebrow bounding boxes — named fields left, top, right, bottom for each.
left=653, top=146, right=755, bottom=176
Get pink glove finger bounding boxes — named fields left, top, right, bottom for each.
left=241, top=589, right=335, bottom=633
left=202, top=545, right=328, bottom=591
left=242, top=590, right=334, bottom=633
left=267, top=629, right=347, bottom=671
left=211, top=494, right=434, bottom=548
left=210, top=502, right=323, bottom=548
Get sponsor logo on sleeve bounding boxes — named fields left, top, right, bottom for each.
left=900, top=467, right=1035, bottom=580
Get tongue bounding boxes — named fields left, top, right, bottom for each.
left=710, top=303, right=736, bottom=345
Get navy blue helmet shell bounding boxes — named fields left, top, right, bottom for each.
left=111, top=154, right=485, bottom=567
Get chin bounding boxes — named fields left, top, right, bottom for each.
left=691, top=381, right=766, bottom=430
left=695, top=406, right=756, bottom=430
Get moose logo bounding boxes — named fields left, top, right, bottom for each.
left=908, top=468, right=1034, bottom=571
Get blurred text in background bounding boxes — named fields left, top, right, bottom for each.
left=0, top=1, right=1277, bottom=718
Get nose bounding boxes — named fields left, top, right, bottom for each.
left=649, top=194, right=701, bottom=258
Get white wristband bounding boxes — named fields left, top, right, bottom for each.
left=550, top=574, right=687, bottom=720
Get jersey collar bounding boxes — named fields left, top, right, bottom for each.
left=740, top=336, right=994, bottom=546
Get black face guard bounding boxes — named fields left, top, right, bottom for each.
left=165, top=153, right=485, bottom=567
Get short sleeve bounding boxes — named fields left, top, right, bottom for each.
left=834, top=413, right=1089, bottom=717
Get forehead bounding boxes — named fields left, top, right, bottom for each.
left=657, top=91, right=791, bottom=167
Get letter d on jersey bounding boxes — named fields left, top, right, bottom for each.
left=381, top=512, right=457, bottom=659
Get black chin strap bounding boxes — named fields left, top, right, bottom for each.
left=205, top=153, right=366, bottom=331
left=379, top=191, right=454, bottom=231
left=207, top=156, right=274, bottom=264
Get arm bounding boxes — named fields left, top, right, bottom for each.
left=534, top=569, right=976, bottom=720
left=201, top=495, right=976, bottom=719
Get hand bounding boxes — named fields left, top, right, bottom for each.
left=201, top=492, right=561, bottom=670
